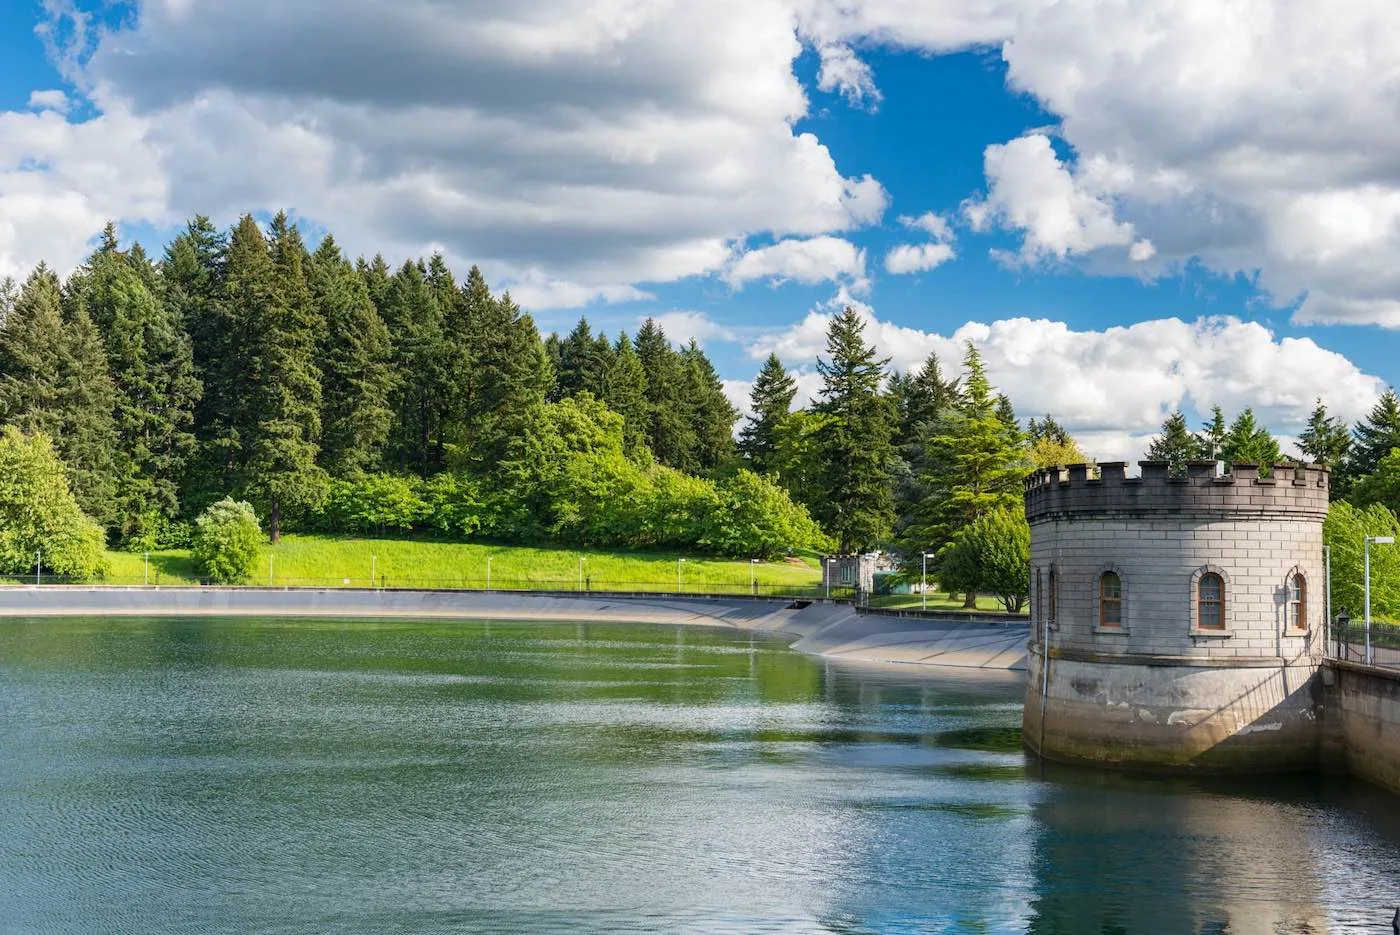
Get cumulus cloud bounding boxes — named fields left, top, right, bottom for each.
left=899, top=211, right=955, bottom=242
left=815, top=42, right=881, bottom=109
left=750, top=305, right=1387, bottom=460
left=884, top=242, right=955, bottom=274
left=963, top=133, right=1153, bottom=264
left=1, top=0, right=886, bottom=298
left=725, top=236, right=867, bottom=289
left=27, top=89, right=69, bottom=113
left=649, top=310, right=738, bottom=347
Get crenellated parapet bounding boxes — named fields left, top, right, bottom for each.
left=1024, top=460, right=1329, bottom=523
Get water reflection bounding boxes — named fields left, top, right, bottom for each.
left=0, top=617, right=1397, bottom=933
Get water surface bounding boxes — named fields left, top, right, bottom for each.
left=1, top=616, right=1398, bottom=933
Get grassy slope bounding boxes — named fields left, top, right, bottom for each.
left=867, top=591, right=1013, bottom=613
left=104, top=534, right=824, bottom=591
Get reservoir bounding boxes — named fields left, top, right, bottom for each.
left=2, top=616, right=1399, bottom=933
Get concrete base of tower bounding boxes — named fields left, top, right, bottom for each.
left=1023, top=646, right=1323, bottom=772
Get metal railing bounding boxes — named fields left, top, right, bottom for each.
left=0, top=573, right=859, bottom=602
left=1333, top=616, right=1400, bottom=669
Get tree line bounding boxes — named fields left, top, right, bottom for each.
left=2, top=212, right=1398, bottom=610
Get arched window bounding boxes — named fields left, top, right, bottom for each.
left=1287, top=572, right=1307, bottom=632
left=1099, top=571, right=1123, bottom=629
left=1198, top=573, right=1225, bottom=631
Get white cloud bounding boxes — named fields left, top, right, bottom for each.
left=884, top=242, right=955, bottom=274
left=27, top=89, right=69, bottom=113
left=725, top=235, right=867, bottom=289
left=650, top=310, right=738, bottom=347
left=898, top=211, right=955, bottom=242
left=963, top=133, right=1152, bottom=264
left=751, top=304, right=1387, bottom=461
left=1, top=0, right=886, bottom=298
left=815, top=42, right=881, bottom=109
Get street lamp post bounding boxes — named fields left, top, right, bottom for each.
left=1364, top=535, right=1395, bottom=665
left=921, top=551, right=931, bottom=611
left=677, top=557, right=686, bottom=594
left=578, top=556, right=587, bottom=592
left=825, top=558, right=832, bottom=600
left=486, top=556, right=491, bottom=592
left=371, top=554, right=377, bottom=590
left=35, top=549, right=41, bottom=586
left=144, top=552, right=150, bottom=587
left=750, top=559, right=757, bottom=596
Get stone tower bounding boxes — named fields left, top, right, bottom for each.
left=1022, top=460, right=1329, bottom=771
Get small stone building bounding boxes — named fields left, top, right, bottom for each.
left=821, top=552, right=895, bottom=596
left=1023, top=460, right=1329, bottom=771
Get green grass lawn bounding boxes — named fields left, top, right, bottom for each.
left=867, top=591, right=1021, bottom=614
left=102, top=534, right=825, bottom=593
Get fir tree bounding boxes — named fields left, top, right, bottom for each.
left=310, top=236, right=395, bottom=476
left=0, top=265, right=119, bottom=524
left=0, top=275, right=17, bottom=326
left=1028, top=414, right=1072, bottom=446
left=1296, top=398, right=1352, bottom=468
left=600, top=333, right=650, bottom=455
left=908, top=344, right=1027, bottom=560
left=382, top=260, right=449, bottom=477
left=1146, top=409, right=1197, bottom=473
left=738, top=352, right=797, bottom=476
left=811, top=307, right=894, bottom=553
left=680, top=339, right=737, bottom=470
left=1220, top=408, right=1280, bottom=469
left=556, top=317, right=611, bottom=400
left=97, top=263, right=201, bottom=537
left=1350, top=388, right=1400, bottom=477
left=892, top=352, right=960, bottom=439
left=635, top=318, right=697, bottom=470
left=1196, top=406, right=1228, bottom=460
left=464, top=287, right=550, bottom=467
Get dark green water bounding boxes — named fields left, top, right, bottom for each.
left=2, top=617, right=1399, bottom=934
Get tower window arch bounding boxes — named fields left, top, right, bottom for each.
left=1099, top=571, right=1123, bottom=629
left=1286, top=570, right=1307, bottom=633
left=1198, top=573, right=1225, bottom=631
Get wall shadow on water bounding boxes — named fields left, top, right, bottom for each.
left=1022, top=757, right=1400, bottom=934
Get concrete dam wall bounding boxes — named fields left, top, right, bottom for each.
left=0, top=586, right=1031, bottom=671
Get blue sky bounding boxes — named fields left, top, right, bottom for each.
left=1, top=1, right=1396, bottom=461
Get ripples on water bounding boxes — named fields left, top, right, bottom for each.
left=1, top=616, right=1399, bottom=933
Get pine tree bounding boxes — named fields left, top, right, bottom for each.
left=556, top=317, right=611, bottom=400
left=1196, top=406, right=1228, bottom=460
left=811, top=307, right=894, bottom=553
left=1350, top=389, right=1400, bottom=477
left=1028, top=414, right=1071, bottom=446
left=1296, top=398, right=1352, bottom=468
left=600, top=333, right=650, bottom=455
left=96, top=262, right=201, bottom=537
left=892, top=352, right=960, bottom=439
left=908, top=344, right=1027, bottom=558
left=738, top=352, right=797, bottom=476
left=382, top=260, right=449, bottom=477
left=1147, top=409, right=1197, bottom=473
left=310, top=236, right=395, bottom=476
left=635, top=318, right=697, bottom=470
left=680, top=339, right=737, bottom=471
left=0, top=275, right=17, bottom=326
left=1221, top=408, right=1280, bottom=468
left=55, top=304, right=120, bottom=526
left=462, top=287, right=549, bottom=467
left=0, top=265, right=119, bottom=524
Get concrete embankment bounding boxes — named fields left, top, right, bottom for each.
left=0, top=587, right=1030, bottom=671
left=1323, top=660, right=1400, bottom=796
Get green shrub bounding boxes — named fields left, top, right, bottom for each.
left=421, top=473, right=484, bottom=539
left=193, top=498, right=263, bottom=583
left=938, top=506, right=1030, bottom=612
left=321, top=474, right=427, bottom=535
left=0, top=426, right=107, bottom=578
left=702, top=469, right=831, bottom=559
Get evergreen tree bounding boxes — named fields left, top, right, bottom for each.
left=680, top=339, right=737, bottom=470
left=738, top=352, right=797, bottom=476
left=1196, top=406, right=1228, bottom=460
left=382, top=260, right=449, bottom=476
left=1296, top=398, right=1352, bottom=469
left=1350, top=388, right=1400, bottom=477
left=811, top=307, right=894, bottom=553
left=0, top=275, right=17, bottom=325
left=463, top=287, right=550, bottom=467
left=96, top=262, right=201, bottom=538
left=1028, top=414, right=1072, bottom=446
left=1147, top=409, right=1197, bottom=473
left=891, top=352, right=960, bottom=440
left=600, top=333, right=650, bottom=455
left=1221, top=408, right=1280, bottom=468
left=556, top=317, right=611, bottom=400
left=635, top=318, right=697, bottom=470
left=907, top=344, right=1027, bottom=560
left=310, top=236, right=395, bottom=476
left=0, top=265, right=119, bottom=525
